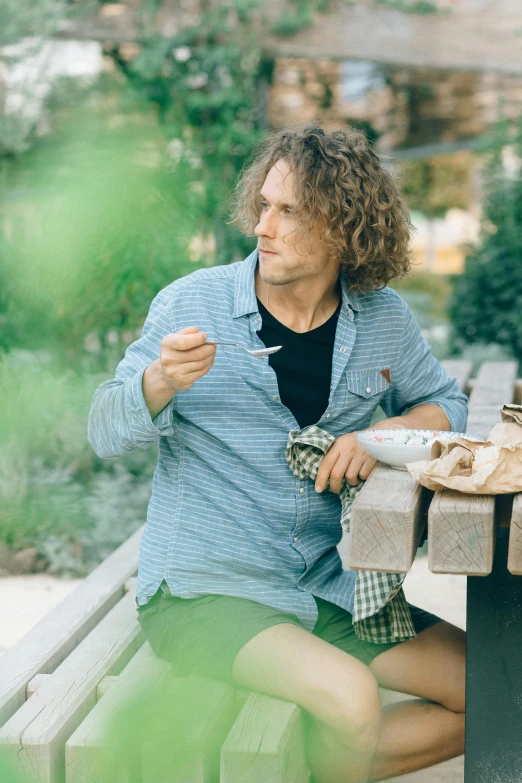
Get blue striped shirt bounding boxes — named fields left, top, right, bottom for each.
left=88, top=249, right=468, bottom=627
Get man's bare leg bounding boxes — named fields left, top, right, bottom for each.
left=232, top=622, right=382, bottom=783
left=231, top=620, right=465, bottom=783
left=367, top=620, right=465, bottom=781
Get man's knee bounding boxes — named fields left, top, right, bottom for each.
left=310, top=666, right=382, bottom=753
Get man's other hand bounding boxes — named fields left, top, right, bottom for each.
left=315, top=432, right=377, bottom=493
left=159, top=326, right=217, bottom=392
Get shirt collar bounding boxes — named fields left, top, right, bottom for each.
left=339, top=273, right=363, bottom=315
left=233, top=249, right=259, bottom=318
left=232, top=248, right=364, bottom=318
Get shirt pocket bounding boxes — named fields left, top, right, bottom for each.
left=343, top=368, right=391, bottom=416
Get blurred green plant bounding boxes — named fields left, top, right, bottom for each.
left=0, top=0, right=71, bottom=155
left=399, top=153, right=474, bottom=271
left=449, top=115, right=522, bottom=362
left=374, top=0, right=442, bottom=12
left=391, top=268, right=452, bottom=322
left=0, top=81, right=210, bottom=357
left=0, top=350, right=155, bottom=572
left=107, top=0, right=271, bottom=267
left=0, top=0, right=67, bottom=45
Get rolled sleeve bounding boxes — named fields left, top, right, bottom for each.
left=125, top=366, right=177, bottom=436
left=381, top=303, right=468, bottom=433
left=88, top=292, right=177, bottom=458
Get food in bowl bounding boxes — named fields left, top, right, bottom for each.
left=356, top=429, right=485, bottom=471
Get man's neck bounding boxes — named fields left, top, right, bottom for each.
left=255, top=269, right=341, bottom=334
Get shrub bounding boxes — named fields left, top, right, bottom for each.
left=0, top=351, right=156, bottom=573
left=449, top=118, right=522, bottom=361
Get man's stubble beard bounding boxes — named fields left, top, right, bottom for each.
left=258, top=257, right=310, bottom=287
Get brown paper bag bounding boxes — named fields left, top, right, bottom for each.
left=406, top=405, right=522, bottom=494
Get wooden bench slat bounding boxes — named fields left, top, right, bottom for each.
left=508, top=493, right=522, bottom=575
left=0, top=590, right=142, bottom=783
left=428, top=490, right=496, bottom=575
left=349, top=465, right=425, bottom=573
left=465, top=361, right=518, bottom=439
left=220, top=693, right=309, bottom=783
left=0, top=526, right=143, bottom=729
left=66, top=642, right=174, bottom=783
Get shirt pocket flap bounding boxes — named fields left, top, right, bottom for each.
left=346, top=368, right=390, bottom=399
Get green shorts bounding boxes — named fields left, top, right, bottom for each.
left=137, top=585, right=442, bottom=682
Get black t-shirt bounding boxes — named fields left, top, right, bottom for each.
left=256, top=297, right=341, bottom=429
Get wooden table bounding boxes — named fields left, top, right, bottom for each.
left=350, top=360, right=522, bottom=783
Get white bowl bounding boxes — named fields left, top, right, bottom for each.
left=356, top=429, right=485, bottom=471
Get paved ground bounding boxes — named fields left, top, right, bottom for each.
left=0, top=574, right=82, bottom=657
left=0, top=552, right=465, bottom=781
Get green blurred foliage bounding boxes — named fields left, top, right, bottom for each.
left=0, top=350, right=155, bottom=570
left=0, top=0, right=67, bottom=45
left=400, top=153, right=473, bottom=218
left=0, top=79, right=213, bottom=358
left=108, top=0, right=271, bottom=267
left=449, top=116, right=522, bottom=362
left=391, top=269, right=452, bottom=322
left=0, top=81, right=200, bottom=566
left=374, top=0, right=441, bottom=12
left=0, top=0, right=71, bottom=155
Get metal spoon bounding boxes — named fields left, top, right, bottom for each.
left=205, top=339, right=282, bottom=359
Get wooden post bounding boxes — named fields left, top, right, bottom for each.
left=428, top=490, right=496, bottom=575
left=507, top=493, right=522, bottom=575
left=349, top=465, right=426, bottom=573
left=221, top=693, right=309, bottom=783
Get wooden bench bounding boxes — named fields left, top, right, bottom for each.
left=0, top=539, right=309, bottom=783
left=1, top=360, right=519, bottom=783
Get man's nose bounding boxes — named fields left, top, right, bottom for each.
left=254, top=207, right=276, bottom=238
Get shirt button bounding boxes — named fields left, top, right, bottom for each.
left=340, top=346, right=347, bottom=353
left=365, top=387, right=372, bottom=394
left=271, top=395, right=278, bottom=401
left=299, top=487, right=305, bottom=494
left=325, top=412, right=331, bottom=418
left=293, top=536, right=300, bottom=543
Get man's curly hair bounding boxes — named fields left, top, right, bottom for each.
left=230, top=123, right=412, bottom=293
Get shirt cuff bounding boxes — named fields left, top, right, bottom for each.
left=124, top=366, right=177, bottom=437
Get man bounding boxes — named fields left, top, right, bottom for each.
left=89, top=125, right=467, bottom=783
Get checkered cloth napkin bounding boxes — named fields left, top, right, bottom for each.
left=285, top=425, right=416, bottom=644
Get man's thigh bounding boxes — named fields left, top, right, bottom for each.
left=368, top=621, right=466, bottom=714
left=232, top=622, right=381, bottom=731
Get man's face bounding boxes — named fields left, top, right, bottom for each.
left=254, top=159, right=337, bottom=286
